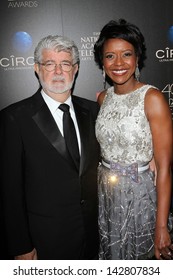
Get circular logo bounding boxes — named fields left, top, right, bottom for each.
left=12, top=31, right=32, bottom=53
left=168, top=26, right=173, bottom=44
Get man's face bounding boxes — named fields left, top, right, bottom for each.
left=34, top=49, right=78, bottom=98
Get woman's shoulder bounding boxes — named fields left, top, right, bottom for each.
left=144, top=85, right=170, bottom=118
left=97, top=90, right=107, bottom=105
left=145, top=85, right=164, bottom=101
left=138, top=84, right=162, bottom=101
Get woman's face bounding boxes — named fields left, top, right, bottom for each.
left=103, top=38, right=138, bottom=86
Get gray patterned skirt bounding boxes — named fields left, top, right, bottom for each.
left=98, top=162, right=173, bottom=260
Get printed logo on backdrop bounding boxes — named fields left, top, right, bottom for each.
left=155, top=26, right=173, bottom=62
left=162, top=83, right=173, bottom=118
left=158, top=27, right=173, bottom=118
left=7, top=0, right=38, bottom=8
left=79, top=32, right=99, bottom=61
left=0, top=32, right=34, bottom=71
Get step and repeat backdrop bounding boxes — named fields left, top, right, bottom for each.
left=0, top=0, right=173, bottom=117
left=0, top=0, right=173, bottom=261
left=0, top=0, right=173, bottom=209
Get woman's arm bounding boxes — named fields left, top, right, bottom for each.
left=145, top=88, right=173, bottom=259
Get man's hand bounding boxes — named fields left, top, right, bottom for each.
left=15, top=248, right=37, bottom=260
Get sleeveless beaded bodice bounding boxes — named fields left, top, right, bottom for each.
left=95, top=85, right=155, bottom=164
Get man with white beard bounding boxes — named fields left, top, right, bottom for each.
left=0, top=35, right=100, bottom=260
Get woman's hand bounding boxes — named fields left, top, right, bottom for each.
left=154, top=227, right=173, bottom=259
left=15, top=248, right=37, bottom=260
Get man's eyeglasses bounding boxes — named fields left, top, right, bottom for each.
left=38, top=61, right=76, bottom=72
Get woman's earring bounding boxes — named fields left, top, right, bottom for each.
left=135, top=65, right=140, bottom=82
left=102, top=69, right=106, bottom=89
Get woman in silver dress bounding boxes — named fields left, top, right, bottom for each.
left=94, top=19, right=173, bottom=260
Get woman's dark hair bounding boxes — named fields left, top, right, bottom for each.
left=94, top=19, right=146, bottom=70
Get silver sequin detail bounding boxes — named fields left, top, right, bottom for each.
left=96, top=85, right=173, bottom=259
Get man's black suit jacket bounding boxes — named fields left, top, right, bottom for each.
left=0, top=90, right=100, bottom=260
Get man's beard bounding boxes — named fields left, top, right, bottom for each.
left=39, top=75, right=74, bottom=94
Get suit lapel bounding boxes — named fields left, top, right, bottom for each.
left=32, top=92, right=74, bottom=168
left=31, top=92, right=94, bottom=174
